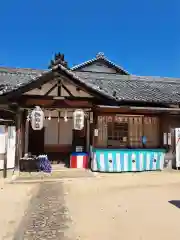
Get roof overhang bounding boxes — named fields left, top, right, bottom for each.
left=96, top=105, right=180, bottom=114
left=2, top=64, right=115, bottom=104
left=71, top=54, right=129, bottom=74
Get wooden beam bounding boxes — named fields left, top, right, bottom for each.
left=20, top=100, right=92, bottom=109
left=20, top=95, right=54, bottom=100
left=24, top=111, right=30, bottom=154
left=15, top=95, right=95, bottom=101
left=5, top=71, right=55, bottom=99
left=61, top=83, right=73, bottom=96
left=58, top=71, right=116, bottom=103
left=15, top=109, right=23, bottom=169
left=25, top=99, right=55, bottom=106
left=52, top=99, right=92, bottom=108
left=57, top=80, right=61, bottom=97
left=45, top=83, right=57, bottom=96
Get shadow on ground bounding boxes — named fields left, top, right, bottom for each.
left=169, top=200, right=180, bottom=209
left=12, top=182, right=71, bottom=240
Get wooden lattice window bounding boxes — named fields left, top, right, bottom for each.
left=107, top=116, right=128, bottom=147
left=96, top=114, right=160, bottom=148
left=143, top=116, right=159, bottom=147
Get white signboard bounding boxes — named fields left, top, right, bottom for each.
left=163, top=132, right=167, bottom=145
left=31, top=106, right=44, bottom=130
left=73, top=109, right=84, bottom=130
left=94, top=129, right=98, bottom=137
left=175, top=128, right=180, bottom=168
left=0, top=125, right=6, bottom=154
left=168, top=133, right=172, bottom=145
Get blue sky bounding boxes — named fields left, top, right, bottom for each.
left=0, top=0, right=179, bottom=77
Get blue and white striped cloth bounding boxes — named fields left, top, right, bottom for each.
left=91, top=149, right=165, bottom=172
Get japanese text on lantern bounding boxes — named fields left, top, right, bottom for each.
left=31, top=106, right=44, bottom=130
left=73, top=109, right=84, bottom=130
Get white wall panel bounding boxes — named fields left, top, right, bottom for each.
left=59, top=119, right=73, bottom=145
left=44, top=119, right=58, bottom=144
left=81, top=63, right=117, bottom=73
left=44, top=117, right=73, bottom=145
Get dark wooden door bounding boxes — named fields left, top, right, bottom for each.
left=72, top=120, right=87, bottom=152
left=28, top=125, right=45, bottom=155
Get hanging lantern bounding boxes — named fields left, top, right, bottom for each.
left=31, top=106, right=44, bottom=130
left=73, top=109, right=84, bottom=130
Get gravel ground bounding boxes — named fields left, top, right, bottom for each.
left=63, top=172, right=180, bottom=240
left=2, top=171, right=180, bottom=239
left=13, top=182, right=72, bottom=240
left=0, top=180, right=36, bottom=240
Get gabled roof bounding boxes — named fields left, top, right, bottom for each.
left=71, top=52, right=129, bottom=75
left=0, top=65, right=115, bottom=102
left=1, top=58, right=180, bottom=105
left=0, top=67, right=44, bottom=95
left=75, top=71, right=180, bottom=104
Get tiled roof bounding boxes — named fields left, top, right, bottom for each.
left=74, top=71, right=180, bottom=104
left=1, top=64, right=180, bottom=105
left=71, top=52, right=129, bottom=74
left=0, top=67, right=45, bottom=95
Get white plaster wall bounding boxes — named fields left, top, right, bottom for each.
left=80, top=62, right=117, bottom=73
left=24, top=82, right=57, bottom=96
left=24, top=79, right=92, bottom=97
left=44, top=119, right=58, bottom=144
left=44, top=117, right=73, bottom=145
left=44, top=110, right=73, bottom=118
left=61, top=82, right=92, bottom=97
left=59, top=119, right=73, bottom=145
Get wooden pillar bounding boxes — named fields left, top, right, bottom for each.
left=92, top=110, right=98, bottom=148
left=24, top=110, right=30, bottom=154
left=15, top=109, right=23, bottom=170
left=3, top=125, right=8, bottom=178
left=86, top=114, right=90, bottom=152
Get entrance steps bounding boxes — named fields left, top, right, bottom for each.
left=8, top=164, right=94, bottom=183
